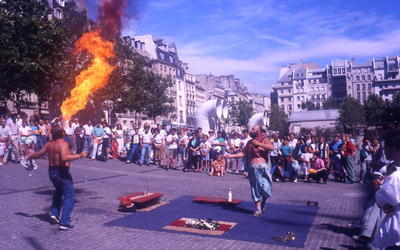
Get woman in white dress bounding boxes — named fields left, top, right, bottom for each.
left=113, top=124, right=125, bottom=157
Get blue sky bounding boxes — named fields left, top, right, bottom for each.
left=87, top=0, right=400, bottom=93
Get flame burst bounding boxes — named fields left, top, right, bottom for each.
left=61, top=30, right=116, bottom=120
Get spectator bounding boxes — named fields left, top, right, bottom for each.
left=306, top=154, right=328, bottom=183
left=209, top=153, right=225, bottom=176
left=139, top=125, right=153, bottom=166
left=372, top=128, right=400, bottom=249
left=166, top=128, right=179, bottom=170
left=184, top=131, right=201, bottom=172
left=126, top=127, right=141, bottom=164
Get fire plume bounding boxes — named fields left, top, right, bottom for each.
left=61, top=30, right=115, bottom=120
left=61, top=0, right=126, bottom=120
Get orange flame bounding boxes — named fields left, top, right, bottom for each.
left=61, top=29, right=116, bottom=120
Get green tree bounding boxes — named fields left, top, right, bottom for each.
left=383, top=92, right=400, bottom=126
left=269, top=104, right=288, bottom=135
left=338, top=97, right=365, bottom=133
left=323, top=96, right=341, bottom=109
left=229, top=100, right=254, bottom=127
left=0, top=0, right=88, bottom=116
left=301, top=101, right=316, bottom=110
left=96, top=37, right=175, bottom=123
left=364, top=94, right=387, bottom=126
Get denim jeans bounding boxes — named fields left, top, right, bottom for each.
left=140, top=144, right=151, bottom=164
left=127, top=143, right=139, bottom=162
left=48, top=168, right=74, bottom=226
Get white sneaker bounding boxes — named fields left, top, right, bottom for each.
left=20, top=158, right=31, bottom=169
left=32, top=160, right=38, bottom=170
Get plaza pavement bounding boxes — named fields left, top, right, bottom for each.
left=0, top=159, right=368, bottom=250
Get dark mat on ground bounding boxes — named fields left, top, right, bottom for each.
left=105, top=196, right=318, bottom=248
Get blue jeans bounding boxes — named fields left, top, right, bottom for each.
left=140, top=144, right=151, bottom=164
left=127, top=143, right=139, bottom=162
left=48, top=168, right=74, bottom=226
left=35, top=134, right=44, bottom=151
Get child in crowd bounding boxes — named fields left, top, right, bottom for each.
left=300, top=146, right=313, bottom=177
left=209, top=154, right=225, bottom=176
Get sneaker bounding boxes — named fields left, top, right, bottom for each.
left=252, top=210, right=263, bottom=217
left=32, top=160, right=38, bottom=170
left=50, top=215, right=60, bottom=224
left=20, top=158, right=32, bottom=170
left=59, top=224, right=75, bottom=230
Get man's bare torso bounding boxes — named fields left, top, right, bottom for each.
left=46, top=139, right=70, bottom=167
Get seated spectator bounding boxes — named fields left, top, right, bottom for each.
left=209, top=154, right=225, bottom=177
left=284, top=155, right=300, bottom=182
left=300, top=146, right=313, bottom=177
left=306, top=154, right=328, bottom=183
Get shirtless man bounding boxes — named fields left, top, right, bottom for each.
left=28, top=126, right=87, bottom=230
left=226, top=125, right=274, bottom=216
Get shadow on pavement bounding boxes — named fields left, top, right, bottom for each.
left=24, top=237, right=45, bottom=250
left=319, top=223, right=357, bottom=237
left=15, top=212, right=50, bottom=224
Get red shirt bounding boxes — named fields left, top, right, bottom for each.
left=344, top=141, right=355, bottom=156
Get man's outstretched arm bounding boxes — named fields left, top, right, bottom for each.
left=27, top=144, right=48, bottom=160
left=60, top=143, right=87, bottom=162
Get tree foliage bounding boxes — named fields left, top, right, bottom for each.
left=339, top=97, right=365, bottom=132
left=364, top=94, right=387, bottom=126
left=229, top=100, right=254, bottom=127
left=301, top=101, right=316, bottom=110
left=269, top=104, right=288, bottom=135
left=96, top=37, right=175, bottom=122
left=323, top=96, right=341, bottom=109
left=0, top=0, right=88, bottom=115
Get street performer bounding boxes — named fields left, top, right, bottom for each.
left=225, top=125, right=274, bottom=216
left=28, top=125, right=87, bottom=230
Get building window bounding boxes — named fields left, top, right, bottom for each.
left=357, top=93, right=360, bottom=100
left=362, top=92, right=366, bottom=101
left=280, top=97, right=284, bottom=102
left=362, top=84, right=366, bottom=91
left=368, top=84, right=371, bottom=90
left=297, top=104, right=301, bottom=109
left=362, top=75, right=366, bottom=81
left=356, top=76, right=360, bottom=81
left=322, top=95, right=326, bottom=100
left=288, top=89, right=292, bottom=93
left=280, top=105, right=284, bottom=110
left=357, top=84, right=360, bottom=91
left=338, top=68, right=341, bottom=74
left=297, top=96, right=300, bottom=101
left=334, top=69, right=337, bottom=74
left=367, top=75, right=371, bottom=80
left=179, top=96, right=182, bottom=106
left=288, top=104, right=292, bottom=111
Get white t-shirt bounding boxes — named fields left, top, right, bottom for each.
left=289, top=139, right=298, bottom=149
left=160, top=129, right=167, bottom=140
left=167, top=134, right=179, bottom=149
left=141, top=131, right=153, bottom=144
left=19, top=126, right=33, bottom=137
left=270, top=140, right=282, bottom=157
left=65, top=125, right=74, bottom=136
left=231, top=138, right=241, bottom=148
left=154, top=134, right=164, bottom=144
left=83, top=124, right=93, bottom=136
left=301, top=152, right=313, bottom=162
left=103, top=127, right=112, bottom=138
